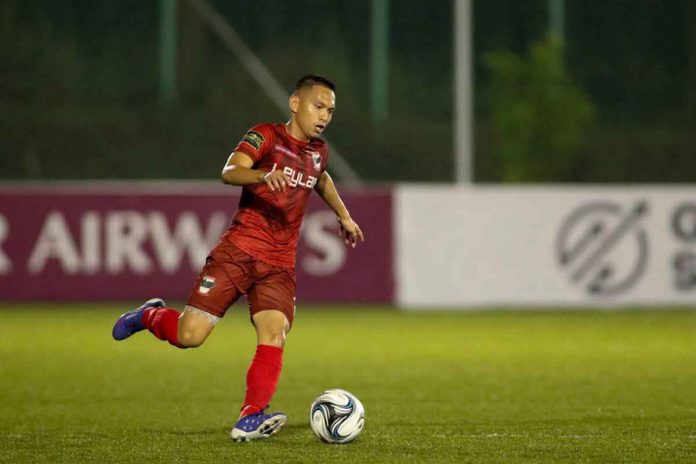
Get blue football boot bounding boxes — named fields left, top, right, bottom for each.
left=230, top=407, right=287, bottom=442
left=112, top=298, right=165, bottom=341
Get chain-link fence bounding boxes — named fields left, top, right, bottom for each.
left=2, top=0, right=695, bottom=182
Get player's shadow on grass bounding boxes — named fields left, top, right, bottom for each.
left=142, top=427, right=222, bottom=436
left=148, top=423, right=308, bottom=437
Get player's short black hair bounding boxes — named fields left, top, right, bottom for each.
left=295, top=75, right=336, bottom=92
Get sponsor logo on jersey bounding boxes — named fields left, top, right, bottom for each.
left=198, top=275, right=216, bottom=295
left=283, top=166, right=318, bottom=189
left=242, top=130, right=264, bottom=150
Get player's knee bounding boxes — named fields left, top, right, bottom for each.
left=177, top=328, right=207, bottom=348
left=253, top=309, right=290, bottom=347
left=270, top=329, right=287, bottom=347
left=177, top=306, right=217, bottom=348
left=259, top=327, right=287, bottom=347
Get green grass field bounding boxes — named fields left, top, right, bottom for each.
left=0, top=304, right=695, bottom=463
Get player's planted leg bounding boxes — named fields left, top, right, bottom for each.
left=231, top=309, right=289, bottom=441
left=112, top=298, right=165, bottom=340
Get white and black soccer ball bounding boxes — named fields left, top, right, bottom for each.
left=309, top=388, right=365, bottom=444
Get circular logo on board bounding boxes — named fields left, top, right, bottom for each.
left=556, top=201, right=649, bottom=296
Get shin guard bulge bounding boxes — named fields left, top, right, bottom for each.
left=240, top=345, right=284, bottom=417
left=142, top=307, right=184, bottom=348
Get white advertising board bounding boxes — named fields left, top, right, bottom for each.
left=396, top=185, right=696, bottom=308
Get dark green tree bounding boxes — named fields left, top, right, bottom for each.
left=485, top=35, right=595, bottom=181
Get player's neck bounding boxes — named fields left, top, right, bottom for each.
left=284, top=121, right=310, bottom=143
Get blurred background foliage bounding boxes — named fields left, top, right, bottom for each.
left=1, top=0, right=695, bottom=182
left=485, top=35, right=595, bottom=181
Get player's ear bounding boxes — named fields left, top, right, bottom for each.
left=289, top=94, right=299, bottom=113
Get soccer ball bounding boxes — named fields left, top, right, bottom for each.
left=309, top=389, right=365, bottom=444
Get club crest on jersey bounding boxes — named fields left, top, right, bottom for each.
left=310, top=151, right=322, bottom=171
left=241, top=130, right=264, bottom=150
left=198, top=276, right=216, bottom=295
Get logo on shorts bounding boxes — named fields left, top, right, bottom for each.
left=198, top=276, right=216, bottom=295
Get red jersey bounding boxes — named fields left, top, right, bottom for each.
left=226, top=123, right=329, bottom=268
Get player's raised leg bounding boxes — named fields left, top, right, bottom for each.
left=112, top=303, right=217, bottom=348
left=231, top=309, right=290, bottom=441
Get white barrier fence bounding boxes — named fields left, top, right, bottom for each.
left=396, top=185, right=696, bottom=308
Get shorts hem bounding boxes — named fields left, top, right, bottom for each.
left=185, top=301, right=226, bottom=319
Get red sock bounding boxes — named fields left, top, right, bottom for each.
left=240, top=344, right=283, bottom=417
left=142, top=307, right=184, bottom=348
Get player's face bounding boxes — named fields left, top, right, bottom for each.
left=290, top=85, right=336, bottom=140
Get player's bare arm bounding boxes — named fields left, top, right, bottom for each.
left=221, top=151, right=292, bottom=192
left=314, top=171, right=364, bottom=247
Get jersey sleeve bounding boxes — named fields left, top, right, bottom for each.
left=233, top=124, right=274, bottom=162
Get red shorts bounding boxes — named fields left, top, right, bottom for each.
left=187, top=238, right=296, bottom=326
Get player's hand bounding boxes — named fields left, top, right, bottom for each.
left=262, top=168, right=292, bottom=192
left=337, top=215, right=364, bottom=248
